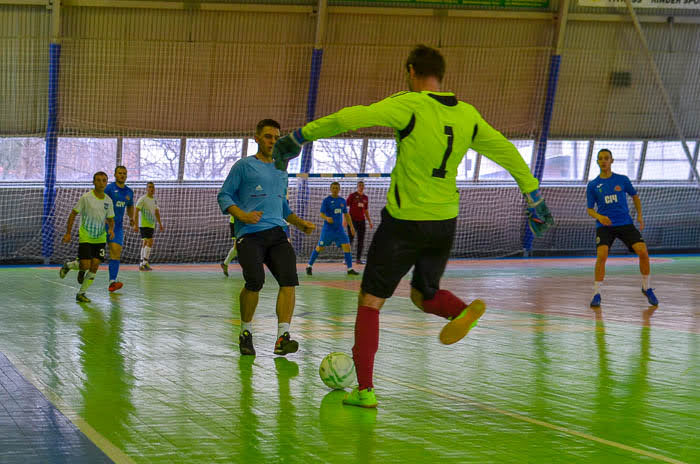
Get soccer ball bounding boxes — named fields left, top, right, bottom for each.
left=319, top=352, right=356, bottom=390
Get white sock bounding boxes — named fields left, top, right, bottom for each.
left=224, top=245, right=237, bottom=265
left=79, top=271, right=96, bottom=293
left=277, top=322, right=290, bottom=338
left=593, top=281, right=602, bottom=295
left=240, top=321, right=253, bottom=335
left=144, top=246, right=151, bottom=261
left=140, top=247, right=146, bottom=264
left=67, top=259, right=80, bottom=270
left=642, top=275, right=650, bottom=291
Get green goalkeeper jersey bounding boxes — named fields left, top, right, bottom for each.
left=301, top=90, right=539, bottom=221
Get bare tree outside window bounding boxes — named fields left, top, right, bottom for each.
left=123, top=138, right=179, bottom=181
left=0, top=138, right=45, bottom=181
left=184, top=139, right=242, bottom=180
left=57, top=138, right=117, bottom=181
left=312, top=138, right=363, bottom=173
left=366, top=139, right=396, bottom=173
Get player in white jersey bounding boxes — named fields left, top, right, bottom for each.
left=135, top=182, right=164, bottom=271
left=61, top=171, right=115, bottom=303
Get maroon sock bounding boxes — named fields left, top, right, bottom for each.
left=422, top=290, right=467, bottom=319
left=351, top=306, right=380, bottom=391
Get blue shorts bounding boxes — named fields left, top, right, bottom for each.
left=107, top=225, right=124, bottom=246
left=319, top=227, right=350, bottom=247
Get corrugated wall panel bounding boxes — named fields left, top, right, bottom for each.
left=553, top=21, right=700, bottom=138
left=59, top=8, right=314, bottom=135
left=0, top=6, right=50, bottom=136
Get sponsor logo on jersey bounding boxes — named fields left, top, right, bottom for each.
left=256, top=185, right=263, bottom=191
left=614, top=185, right=622, bottom=192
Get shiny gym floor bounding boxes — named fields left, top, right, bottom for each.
left=1, top=257, right=698, bottom=463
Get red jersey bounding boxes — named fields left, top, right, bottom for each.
left=347, top=192, right=369, bottom=222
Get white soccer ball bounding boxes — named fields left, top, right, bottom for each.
left=319, top=352, right=356, bottom=390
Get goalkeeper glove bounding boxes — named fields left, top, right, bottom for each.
left=273, top=128, right=307, bottom=171
left=524, top=189, right=554, bottom=237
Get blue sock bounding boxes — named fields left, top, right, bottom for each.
left=344, top=252, right=353, bottom=269
left=108, top=259, right=120, bottom=281
left=308, top=249, right=319, bottom=266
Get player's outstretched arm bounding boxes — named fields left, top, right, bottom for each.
left=524, top=189, right=555, bottom=237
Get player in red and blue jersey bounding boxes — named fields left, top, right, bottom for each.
left=587, top=149, right=657, bottom=307
left=306, top=182, right=359, bottom=276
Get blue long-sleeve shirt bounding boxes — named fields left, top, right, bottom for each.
left=217, top=156, right=292, bottom=237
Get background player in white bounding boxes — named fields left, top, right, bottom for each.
left=60, top=165, right=137, bottom=291
left=135, top=182, right=164, bottom=271
left=220, top=215, right=237, bottom=277
left=587, top=149, right=657, bottom=307
left=306, top=182, right=358, bottom=276
left=61, top=171, right=115, bottom=303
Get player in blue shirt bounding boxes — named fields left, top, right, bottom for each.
left=217, top=119, right=315, bottom=356
left=103, top=166, right=138, bottom=292
left=306, top=182, right=359, bottom=276
left=59, top=165, right=137, bottom=291
left=586, top=149, right=658, bottom=307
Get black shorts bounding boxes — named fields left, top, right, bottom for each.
left=229, top=223, right=236, bottom=239
left=236, top=226, right=299, bottom=291
left=140, top=227, right=154, bottom=239
left=78, top=242, right=106, bottom=262
left=361, top=208, right=455, bottom=300
left=596, top=224, right=644, bottom=252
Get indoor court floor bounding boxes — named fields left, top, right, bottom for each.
left=0, top=256, right=698, bottom=463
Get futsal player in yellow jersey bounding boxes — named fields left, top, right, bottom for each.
left=274, top=45, right=554, bottom=407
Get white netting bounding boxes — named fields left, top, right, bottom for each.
left=1, top=4, right=700, bottom=263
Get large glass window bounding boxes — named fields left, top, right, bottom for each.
left=478, top=140, right=533, bottom=181
left=57, top=138, right=117, bottom=181
left=184, top=139, right=242, bottom=180
left=247, top=138, right=301, bottom=173
left=366, top=139, right=396, bottom=173
left=542, top=140, right=589, bottom=181
left=311, top=139, right=363, bottom=173
left=642, top=141, right=697, bottom=180
left=588, top=141, right=642, bottom=180
left=123, top=138, right=180, bottom=181
left=0, top=137, right=45, bottom=181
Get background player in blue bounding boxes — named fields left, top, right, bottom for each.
left=587, top=149, right=657, bottom=307
left=217, top=119, right=315, bottom=356
left=306, top=182, right=359, bottom=276
left=103, top=166, right=138, bottom=292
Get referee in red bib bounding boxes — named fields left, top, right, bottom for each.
left=346, top=181, right=373, bottom=264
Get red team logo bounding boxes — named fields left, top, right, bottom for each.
left=614, top=185, right=622, bottom=192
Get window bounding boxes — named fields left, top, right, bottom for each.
left=542, top=140, right=589, bottom=181
left=123, top=138, right=180, bottom=181
left=0, top=137, right=44, bottom=181
left=57, top=138, right=117, bottom=181
left=478, top=140, right=533, bottom=181
left=588, top=141, right=642, bottom=180
left=642, top=141, right=697, bottom=180
left=184, top=139, right=242, bottom=180
left=366, top=139, right=396, bottom=173
left=311, top=138, right=363, bottom=173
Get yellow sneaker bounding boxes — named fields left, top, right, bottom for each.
left=439, top=299, right=485, bottom=345
left=343, top=387, right=377, bottom=408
